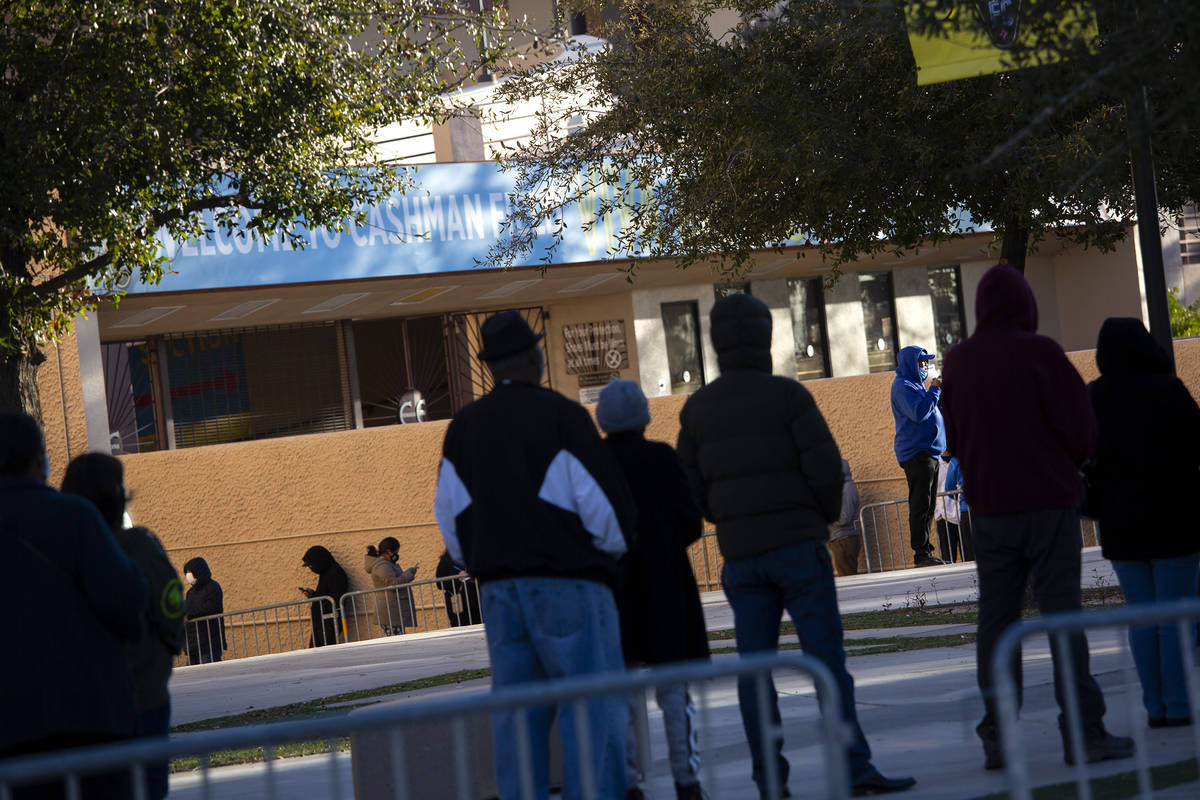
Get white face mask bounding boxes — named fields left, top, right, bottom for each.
left=184, top=572, right=196, bottom=586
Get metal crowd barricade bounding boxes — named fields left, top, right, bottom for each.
left=0, top=652, right=852, bottom=800
left=182, top=596, right=336, bottom=664
left=993, top=600, right=1200, bottom=800
left=858, top=492, right=1098, bottom=573
left=340, top=575, right=483, bottom=642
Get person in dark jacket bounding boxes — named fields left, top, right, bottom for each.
left=890, top=345, right=946, bottom=566
left=1087, top=317, right=1200, bottom=727
left=183, top=556, right=225, bottom=664
left=436, top=549, right=482, bottom=627
left=301, top=545, right=349, bottom=647
left=597, top=379, right=709, bottom=800
left=941, top=264, right=1134, bottom=769
left=434, top=310, right=637, bottom=800
left=0, top=410, right=146, bottom=799
left=677, top=293, right=914, bottom=798
left=61, top=452, right=185, bottom=800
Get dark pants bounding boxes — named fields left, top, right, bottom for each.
left=900, top=454, right=938, bottom=558
left=974, top=508, right=1106, bottom=739
left=935, top=516, right=975, bottom=563
left=722, top=540, right=872, bottom=795
left=1, top=734, right=132, bottom=800
left=137, top=703, right=171, bottom=800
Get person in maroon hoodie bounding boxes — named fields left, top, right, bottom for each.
left=941, top=264, right=1134, bottom=770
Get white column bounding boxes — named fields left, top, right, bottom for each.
left=823, top=274, right=869, bottom=377
left=74, top=313, right=112, bottom=454
left=751, top=278, right=797, bottom=378
left=893, top=267, right=937, bottom=352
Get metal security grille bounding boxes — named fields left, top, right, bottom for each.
left=160, top=322, right=351, bottom=448
left=101, top=341, right=160, bottom=454
left=352, top=315, right=453, bottom=426
left=445, top=307, right=550, bottom=411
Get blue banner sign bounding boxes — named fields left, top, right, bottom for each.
left=140, top=161, right=656, bottom=294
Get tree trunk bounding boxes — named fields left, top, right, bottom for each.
left=0, top=332, right=45, bottom=423
left=999, top=220, right=1029, bottom=274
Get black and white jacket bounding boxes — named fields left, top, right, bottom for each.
left=435, top=381, right=637, bottom=586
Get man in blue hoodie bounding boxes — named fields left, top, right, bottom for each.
left=891, top=345, right=946, bottom=567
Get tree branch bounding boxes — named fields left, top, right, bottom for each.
left=27, top=192, right=259, bottom=299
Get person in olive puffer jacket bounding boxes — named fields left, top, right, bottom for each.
left=677, top=292, right=914, bottom=799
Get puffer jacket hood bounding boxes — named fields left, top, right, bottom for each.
left=976, top=264, right=1038, bottom=333
left=895, top=345, right=935, bottom=383
left=183, top=557, right=212, bottom=587
left=303, top=545, right=334, bottom=574
left=710, top=292, right=772, bottom=373
left=1096, top=317, right=1172, bottom=377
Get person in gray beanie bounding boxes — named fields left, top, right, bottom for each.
left=677, top=293, right=915, bottom=798
left=597, top=379, right=709, bottom=800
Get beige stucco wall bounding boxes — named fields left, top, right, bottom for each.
left=35, top=331, right=89, bottom=485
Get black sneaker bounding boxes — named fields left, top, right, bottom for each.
left=625, top=788, right=646, bottom=800
left=675, top=781, right=706, bottom=800
left=977, top=721, right=1004, bottom=770
left=913, top=553, right=947, bottom=567
left=851, top=767, right=916, bottom=795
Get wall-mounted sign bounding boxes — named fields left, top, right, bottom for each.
left=563, top=320, right=629, bottom=375
left=578, top=370, right=620, bottom=388
left=579, top=385, right=605, bottom=405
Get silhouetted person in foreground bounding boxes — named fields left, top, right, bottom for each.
left=435, top=311, right=636, bottom=800
left=1087, top=317, right=1200, bottom=727
left=942, top=264, right=1134, bottom=769
left=597, top=379, right=709, bottom=800
left=677, top=293, right=915, bottom=798
left=61, top=452, right=185, bottom=800
left=0, top=410, right=146, bottom=799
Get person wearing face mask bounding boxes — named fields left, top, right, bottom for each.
left=365, top=537, right=418, bottom=634
left=891, top=346, right=947, bottom=567
left=0, top=410, right=146, bottom=798
left=182, top=556, right=225, bottom=664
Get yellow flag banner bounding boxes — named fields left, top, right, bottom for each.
left=905, top=1, right=1098, bottom=86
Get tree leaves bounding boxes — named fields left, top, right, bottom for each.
left=0, top=0, right=519, bottom=357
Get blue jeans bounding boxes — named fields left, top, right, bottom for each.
left=722, top=540, right=872, bottom=793
left=1111, top=555, right=1200, bottom=720
left=481, top=577, right=628, bottom=800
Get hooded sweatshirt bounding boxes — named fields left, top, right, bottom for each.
left=183, top=557, right=225, bottom=658
left=1087, top=317, right=1200, bottom=560
left=303, top=545, right=348, bottom=647
left=941, top=265, right=1095, bottom=515
left=677, top=293, right=843, bottom=561
left=890, top=345, right=946, bottom=462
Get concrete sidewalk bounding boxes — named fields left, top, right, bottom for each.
left=165, top=548, right=1200, bottom=800
left=169, top=549, right=1116, bottom=725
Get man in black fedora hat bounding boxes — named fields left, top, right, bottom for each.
left=435, top=310, right=638, bottom=800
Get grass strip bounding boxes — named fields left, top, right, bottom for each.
left=969, top=757, right=1198, bottom=800
left=171, top=738, right=351, bottom=773
left=171, top=668, right=492, bottom=733
left=711, top=632, right=977, bottom=657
